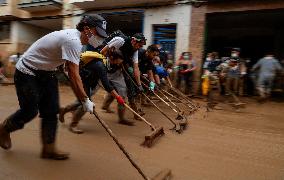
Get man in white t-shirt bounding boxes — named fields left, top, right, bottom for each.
left=0, top=14, right=107, bottom=160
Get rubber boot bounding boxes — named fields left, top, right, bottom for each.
left=58, top=107, right=67, bottom=123
left=118, top=105, right=135, bottom=126
left=129, top=102, right=140, bottom=120
left=41, top=117, right=69, bottom=160
left=101, top=94, right=115, bottom=113
left=41, top=143, right=69, bottom=160
left=69, top=107, right=85, bottom=134
left=59, top=102, right=80, bottom=123
left=0, top=123, right=11, bottom=150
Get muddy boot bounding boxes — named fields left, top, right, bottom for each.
left=129, top=102, right=142, bottom=121
left=69, top=107, right=85, bottom=134
left=118, top=106, right=135, bottom=126
left=138, top=108, right=145, bottom=116
left=0, top=123, right=11, bottom=150
left=59, top=102, right=81, bottom=123
left=101, top=107, right=115, bottom=113
left=58, top=107, right=66, bottom=123
left=41, top=143, right=69, bottom=160
left=69, top=125, right=84, bottom=134
left=102, top=94, right=115, bottom=113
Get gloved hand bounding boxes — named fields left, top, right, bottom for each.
left=149, top=81, right=155, bottom=91
left=128, top=67, right=134, bottom=75
left=138, top=85, right=144, bottom=93
left=115, top=95, right=125, bottom=105
left=82, top=98, right=95, bottom=113
left=173, top=66, right=179, bottom=70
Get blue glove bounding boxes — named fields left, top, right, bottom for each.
left=149, top=81, right=155, bottom=91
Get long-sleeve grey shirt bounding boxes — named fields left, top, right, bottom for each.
left=252, top=57, right=282, bottom=76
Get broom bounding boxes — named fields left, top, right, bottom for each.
left=122, top=66, right=184, bottom=133
left=98, top=82, right=165, bottom=148
left=141, top=81, right=188, bottom=130
left=92, top=110, right=172, bottom=180
left=161, top=89, right=195, bottom=113
left=141, top=76, right=186, bottom=116
left=62, top=69, right=172, bottom=180
left=124, top=103, right=164, bottom=148
left=167, top=85, right=199, bottom=110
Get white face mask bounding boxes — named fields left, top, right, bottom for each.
left=231, top=53, right=238, bottom=57
left=206, top=57, right=212, bottom=61
left=88, top=34, right=105, bottom=48
left=183, top=55, right=189, bottom=60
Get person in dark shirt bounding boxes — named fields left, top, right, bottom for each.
left=156, top=44, right=168, bottom=68
left=59, top=47, right=127, bottom=133
left=100, top=33, right=146, bottom=120
left=138, top=44, right=160, bottom=90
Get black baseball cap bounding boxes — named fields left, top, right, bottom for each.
left=76, top=14, right=107, bottom=38
left=132, top=33, right=146, bottom=44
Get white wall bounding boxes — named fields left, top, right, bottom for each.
left=143, top=4, right=192, bottom=60
left=11, top=21, right=51, bottom=52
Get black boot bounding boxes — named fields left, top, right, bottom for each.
left=58, top=107, right=66, bottom=123
left=0, top=123, right=11, bottom=150
left=41, top=117, right=69, bottom=160
left=41, top=143, right=69, bottom=160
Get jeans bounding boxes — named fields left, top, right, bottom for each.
left=4, top=69, right=59, bottom=144
left=176, top=72, right=193, bottom=94
left=257, top=74, right=275, bottom=97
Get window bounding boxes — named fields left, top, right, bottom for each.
left=0, top=0, right=7, bottom=5
left=0, top=22, right=10, bottom=41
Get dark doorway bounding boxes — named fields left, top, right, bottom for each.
left=206, top=9, right=284, bottom=64
left=153, top=24, right=177, bottom=58
left=99, top=10, right=144, bottom=36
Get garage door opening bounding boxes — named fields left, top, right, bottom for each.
left=99, top=10, right=144, bottom=36
left=206, top=9, right=284, bottom=64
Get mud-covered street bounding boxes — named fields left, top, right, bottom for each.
left=0, top=85, right=284, bottom=180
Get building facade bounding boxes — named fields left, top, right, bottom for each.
left=0, top=0, right=67, bottom=75
left=190, top=0, right=284, bottom=89
left=1, top=0, right=194, bottom=77
left=1, top=0, right=283, bottom=92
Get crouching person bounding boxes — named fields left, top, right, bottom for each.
left=59, top=48, right=133, bottom=133
left=101, top=47, right=135, bottom=126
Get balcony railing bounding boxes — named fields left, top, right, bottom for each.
left=70, top=0, right=176, bottom=10
left=18, top=0, right=63, bottom=12
left=0, top=0, right=7, bottom=5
